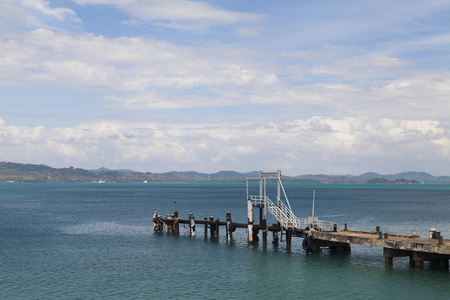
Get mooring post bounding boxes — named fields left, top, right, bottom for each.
left=226, top=212, right=233, bottom=241
left=215, top=218, right=220, bottom=238
left=174, top=211, right=179, bottom=234
left=153, top=211, right=158, bottom=231
left=247, top=198, right=254, bottom=243
left=204, top=217, right=208, bottom=238
left=262, top=218, right=267, bottom=247
left=153, top=211, right=163, bottom=232
left=209, top=216, right=215, bottom=237
left=189, top=213, right=196, bottom=236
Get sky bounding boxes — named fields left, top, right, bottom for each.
left=1, top=0, right=450, bottom=176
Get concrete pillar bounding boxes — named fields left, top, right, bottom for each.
left=383, top=248, right=393, bottom=265
left=412, top=252, right=424, bottom=269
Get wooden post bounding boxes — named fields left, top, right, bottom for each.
left=286, top=230, right=292, bottom=251
left=247, top=198, right=254, bottom=243
left=204, top=217, right=208, bottom=238
left=215, top=218, right=219, bottom=238
left=273, top=230, right=279, bottom=244
left=153, top=211, right=158, bottom=232
left=262, top=219, right=267, bottom=247
left=226, top=212, right=232, bottom=241
left=189, top=213, right=196, bottom=236
left=174, top=211, right=179, bottom=234
left=209, top=216, right=215, bottom=237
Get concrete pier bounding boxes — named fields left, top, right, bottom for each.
left=309, top=229, right=450, bottom=268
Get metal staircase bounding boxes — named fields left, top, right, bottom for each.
left=250, top=195, right=307, bottom=230
left=247, top=170, right=337, bottom=232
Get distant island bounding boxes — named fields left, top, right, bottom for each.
left=1, top=161, right=450, bottom=183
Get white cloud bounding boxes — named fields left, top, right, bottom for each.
left=73, top=0, right=262, bottom=31
left=0, top=117, right=449, bottom=175
left=0, top=0, right=80, bottom=30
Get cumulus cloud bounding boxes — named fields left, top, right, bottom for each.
left=0, top=29, right=267, bottom=91
left=73, top=0, right=262, bottom=31
left=2, top=27, right=450, bottom=129
left=0, top=117, right=449, bottom=175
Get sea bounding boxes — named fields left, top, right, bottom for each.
left=0, top=182, right=449, bottom=299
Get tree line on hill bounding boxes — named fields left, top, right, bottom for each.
left=1, top=162, right=449, bottom=183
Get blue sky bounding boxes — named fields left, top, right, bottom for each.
left=1, top=0, right=450, bottom=175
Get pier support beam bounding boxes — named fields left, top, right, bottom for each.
left=262, top=219, right=267, bottom=247
left=204, top=217, right=208, bottom=238
left=209, top=216, right=215, bottom=237
left=174, top=211, right=179, bottom=234
left=247, top=198, right=254, bottom=243
left=226, top=212, right=233, bottom=241
left=383, top=248, right=450, bottom=269
left=215, top=219, right=220, bottom=238
left=272, top=228, right=279, bottom=244
left=286, top=230, right=292, bottom=251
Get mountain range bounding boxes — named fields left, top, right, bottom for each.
left=1, top=162, right=449, bottom=183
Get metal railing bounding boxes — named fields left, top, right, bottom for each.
left=250, top=195, right=338, bottom=231
left=251, top=195, right=307, bottom=230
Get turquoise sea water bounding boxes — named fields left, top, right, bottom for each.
left=0, top=183, right=449, bottom=299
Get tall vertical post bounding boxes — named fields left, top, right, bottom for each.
left=259, top=171, right=263, bottom=201
left=277, top=170, right=281, bottom=207
left=277, top=170, right=281, bottom=229
left=247, top=198, right=254, bottom=243
left=189, top=213, right=196, bottom=236
left=226, top=212, right=233, bottom=241
left=204, top=217, right=208, bottom=238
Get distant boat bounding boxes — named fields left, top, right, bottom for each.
left=98, top=180, right=105, bottom=183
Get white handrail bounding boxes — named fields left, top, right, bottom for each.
left=250, top=195, right=337, bottom=231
